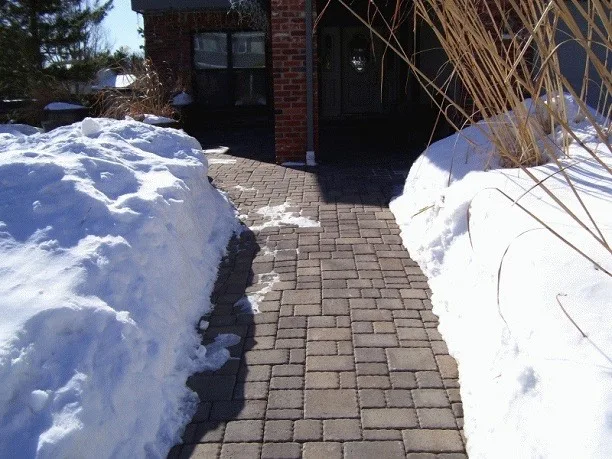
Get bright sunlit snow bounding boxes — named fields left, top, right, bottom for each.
left=250, top=202, right=320, bottom=231
left=390, top=96, right=612, bottom=458
left=0, top=119, right=239, bottom=457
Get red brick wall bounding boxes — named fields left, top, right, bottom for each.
left=143, top=6, right=318, bottom=164
left=270, top=0, right=319, bottom=163
left=142, top=10, right=243, bottom=93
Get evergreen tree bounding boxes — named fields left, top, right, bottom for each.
left=0, top=0, right=113, bottom=98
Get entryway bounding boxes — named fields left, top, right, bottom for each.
left=317, top=3, right=435, bottom=163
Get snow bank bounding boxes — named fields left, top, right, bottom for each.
left=0, top=118, right=238, bottom=457
left=93, top=69, right=136, bottom=90
left=172, top=92, right=193, bottom=107
left=44, top=102, right=85, bottom=111
left=390, top=98, right=611, bottom=458
left=142, top=114, right=176, bottom=126
left=0, top=124, right=41, bottom=137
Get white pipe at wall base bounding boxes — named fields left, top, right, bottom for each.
left=306, top=150, right=316, bottom=166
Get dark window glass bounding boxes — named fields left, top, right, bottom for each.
left=234, top=69, right=267, bottom=106
left=232, top=32, right=266, bottom=69
left=193, top=32, right=267, bottom=108
left=194, top=70, right=230, bottom=106
left=194, top=33, right=227, bottom=69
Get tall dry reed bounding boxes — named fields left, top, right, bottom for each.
left=331, top=0, right=611, bottom=267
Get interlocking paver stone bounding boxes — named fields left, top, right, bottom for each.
left=344, top=441, right=406, bottom=459
left=219, top=443, right=260, bottom=459
left=304, top=389, right=359, bottom=418
left=402, top=429, right=465, bottom=452
left=387, top=348, right=437, bottom=371
left=362, top=408, right=418, bottom=429
left=303, top=442, right=342, bottom=459
left=171, top=156, right=464, bottom=457
left=294, top=419, right=322, bottom=441
left=323, top=419, right=362, bottom=441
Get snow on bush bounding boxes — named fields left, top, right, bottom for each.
left=390, top=98, right=611, bottom=458
left=0, top=119, right=238, bottom=457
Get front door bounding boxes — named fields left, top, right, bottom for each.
left=321, top=26, right=394, bottom=118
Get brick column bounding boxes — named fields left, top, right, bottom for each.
left=270, top=0, right=319, bottom=163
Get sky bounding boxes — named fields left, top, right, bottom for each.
left=103, top=0, right=144, bottom=53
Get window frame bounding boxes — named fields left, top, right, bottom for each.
left=192, top=30, right=269, bottom=109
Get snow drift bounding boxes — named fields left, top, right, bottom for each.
left=390, top=97, right=611, bottom=458
left=0, top=119, right=238, bottom=457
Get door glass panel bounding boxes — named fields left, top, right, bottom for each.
left=234, top=69, right=267, bottom=106
left=232, top=32, right=266, bottom=68
left=194, top=33, right=228, bottom=69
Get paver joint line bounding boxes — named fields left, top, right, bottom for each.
left=172, top=156, right=465, bottom=458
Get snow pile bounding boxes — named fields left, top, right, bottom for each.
left=251, top=202, right=320, bottom=231
left=142, top=114, right=175, bottom=126
left=0, top=118, right=239, bottom=457
left=0, top=124, right=41, bottom=137
left=208, top=157, right=237, bottom=165
left=44, top=102, right=85, bottom=111
left=172, top=92, right=193, bottom=107
left=390, top=97, right=611, bottom=458
left=93, top=68, right=136, bottom=90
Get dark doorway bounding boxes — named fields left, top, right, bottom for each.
left=316, top=1, right=449, bottom=163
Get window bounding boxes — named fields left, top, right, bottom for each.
left=193, top=32, right=267, bottom=107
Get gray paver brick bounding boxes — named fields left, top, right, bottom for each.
left=219, top=443, right=261, bottom=459
left=264, top=419, right=293, bottom=442
left=308, top=328, right=351, bottom=341
left=402, top=429, right=464, bottom=452
left=304, top=389, right=359, bottom=418
left=306, top=371, right=339, bottom=389
left=324, top=419, right=362, bottom=441
left=354, top=333, right=398, bottom=348
left=306, top=355, right=354, bottom=371
left=294, top=419, right=322, bottom=441
left=243, top=350, right=289, bottom=365
left=417, top=408, right=458, bottom=428
left=282, top=289, right=321, bottom=304
left=303, top=442, right=342, bottom=459
left=344, top=441, right=406, bottom=459
left=362, top=408, right=418, bottom=429
left=223, top=420, right=263, bottom=443
left=386, top=348, right=437, bottom=371
left=412, top=389, right=450, bottom=408
left=267, top=390, right=303, bottom=410
left=261, top=443, right=301, bottom=459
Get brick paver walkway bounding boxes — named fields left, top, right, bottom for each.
left=171, top=155, right=466, bottom=459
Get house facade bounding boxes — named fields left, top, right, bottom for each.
left=131, top=0, right=604, bottom=164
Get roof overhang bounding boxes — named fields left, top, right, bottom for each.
left=131, top=0, right=231, bottom=13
